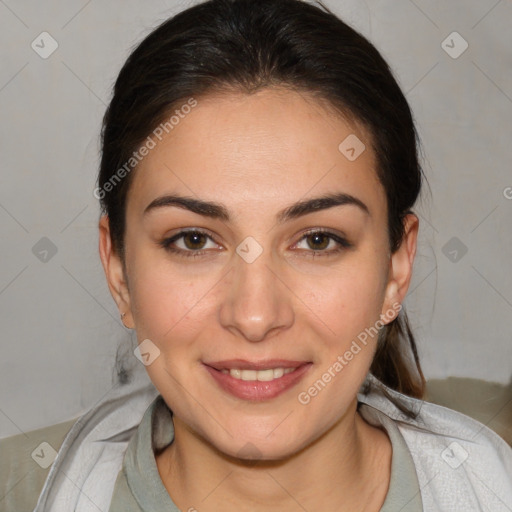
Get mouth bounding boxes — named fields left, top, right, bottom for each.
left=203, top=359, right=313, bottom=401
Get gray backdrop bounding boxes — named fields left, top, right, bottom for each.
left=1, top=0, right=511, bottom=438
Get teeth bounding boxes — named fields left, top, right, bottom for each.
left=222, top=367, right=297, bottom=381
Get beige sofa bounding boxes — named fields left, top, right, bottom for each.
left=425, top=377, right=511, bottom=447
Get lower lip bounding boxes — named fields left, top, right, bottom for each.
left=203, top=363, right=313, bottom=401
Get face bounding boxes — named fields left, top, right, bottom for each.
left=100, top=87, right=417, bottom=461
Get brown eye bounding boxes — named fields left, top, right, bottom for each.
left=160, top=229, right=222, bottom=258
left=305, top=232, right=330, bottom=250
left=182, top=231, right=208, bottom=250
left=293, top=229, right=352, bottom=256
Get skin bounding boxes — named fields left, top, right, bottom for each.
left=99, top=86, right=418, bottom=511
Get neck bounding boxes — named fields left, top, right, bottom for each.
left=156, top=400, right=392, bottom=512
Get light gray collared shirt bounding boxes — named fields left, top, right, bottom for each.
left=107, top=394, right=423, bottom=511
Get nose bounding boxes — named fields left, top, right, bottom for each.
left=218, top=248, right=294, bottom=342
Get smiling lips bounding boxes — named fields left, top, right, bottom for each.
left=223, top=367, right=297, bottom=381
left=203, top=359, right=312, bottom=401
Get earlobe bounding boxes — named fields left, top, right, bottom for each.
left=381, top=280, right=399, bottom=324
left=386, top=281, right=399, bottom=303
left=98, top=216, right=134, bottom=328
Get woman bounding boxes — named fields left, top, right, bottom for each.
left=30, top=0, right=512, bottom=510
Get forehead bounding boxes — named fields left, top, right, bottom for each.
left=127, top=87, right=385, bottom=218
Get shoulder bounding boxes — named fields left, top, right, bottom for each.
left=32, top=375, right=160, bottom=512
left=399, top=400, right=512, bottom=511
left=358, top=374, right=512, bottom=511
left=0, top=418, right=79, bottom=512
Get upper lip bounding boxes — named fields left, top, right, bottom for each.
left=204, top=359, right=311, bottom=371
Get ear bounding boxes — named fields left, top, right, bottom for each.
left=98, top=215, right=134, bottom=328
left=380, top=213, right=419, bottom=324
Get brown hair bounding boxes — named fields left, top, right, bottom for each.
left=98, top=0, right=427, bottom=403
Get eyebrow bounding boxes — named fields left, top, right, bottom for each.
left=143, top=192, right=370, bottom=222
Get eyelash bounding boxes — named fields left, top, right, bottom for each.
left=159, top=228, right=352, bottom=259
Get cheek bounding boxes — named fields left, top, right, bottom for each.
left=295, top=260, right=387, bottom=342
left=127, top=262, right=221, bottom=395
left=127, top=251, right=222, bottom=342
left=292, top=267, right=386, bottom=418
